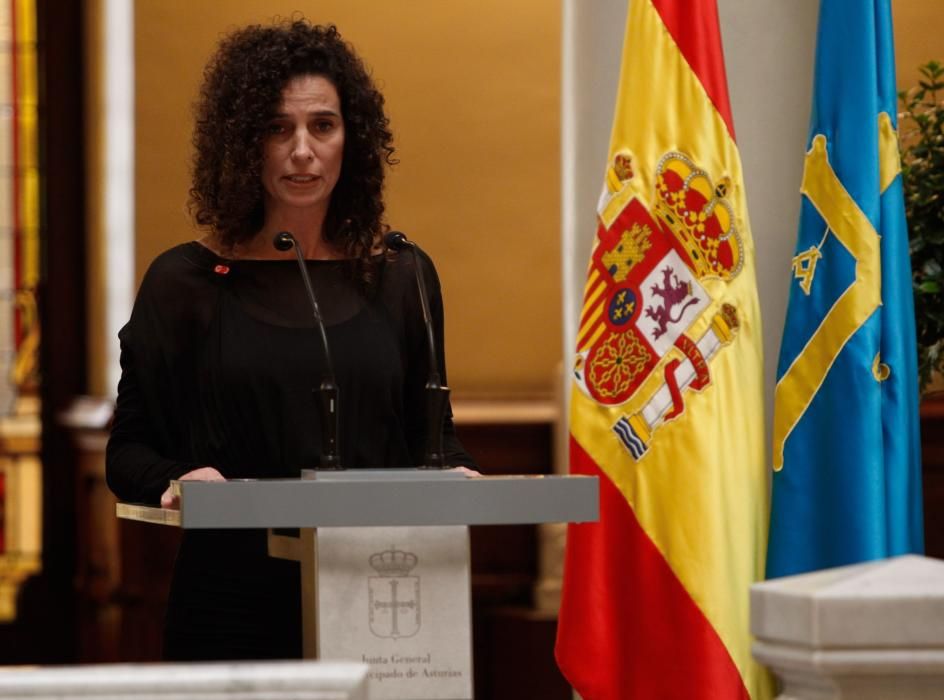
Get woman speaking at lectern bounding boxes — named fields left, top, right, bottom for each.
left=105, top=20, right=475, bottom=660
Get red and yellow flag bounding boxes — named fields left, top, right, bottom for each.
left=556, top=1, right=771, bottom=698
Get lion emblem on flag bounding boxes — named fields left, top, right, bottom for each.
left=574, top=151, right=744, bottom=459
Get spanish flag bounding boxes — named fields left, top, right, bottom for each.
left=555, top=1, right=771, bottom=698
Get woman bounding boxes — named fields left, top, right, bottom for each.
left=106, top=20, right=475, bottom=660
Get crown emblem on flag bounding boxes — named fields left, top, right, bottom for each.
left=369, top=548, right=418, bottom=577
left=653, top=152, right=742, bottom=280
left=605, top=150, right=635, bottom=194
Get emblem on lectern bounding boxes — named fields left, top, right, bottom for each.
left=367, top=547, right=421, bottom=639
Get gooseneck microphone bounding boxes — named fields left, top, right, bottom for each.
left=273, top=231, right=342, bottom=469
left=384, top=231, right=449, bottom=469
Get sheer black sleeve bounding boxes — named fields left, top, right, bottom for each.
left=105, top=246, right=209, bottom=504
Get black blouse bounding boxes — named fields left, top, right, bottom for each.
left=107, top=240, right=474, bottom=503
left=105, top=240, right=474, bottom=659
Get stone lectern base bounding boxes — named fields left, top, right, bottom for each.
left=317, top=526, right=473, bottom=700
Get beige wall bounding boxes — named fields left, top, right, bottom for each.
left=893, top=0, right=944, bottom=91
left=133, top=0, right=561, bottom=398
left=87, top=1, right=942, bottom=399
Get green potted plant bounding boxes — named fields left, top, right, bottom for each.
left=899, top=60, right=944, bottom=394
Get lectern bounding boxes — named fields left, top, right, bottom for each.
left=118, top=470, right=598, bottom=700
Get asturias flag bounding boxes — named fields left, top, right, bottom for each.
left=767, top=0, right=924, bottom=578
left=555, top=1, right=771, bottom=698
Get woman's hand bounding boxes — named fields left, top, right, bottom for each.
left=160, top=466, right=226, bottom=509
left=450, top=465, right=482, bottom=477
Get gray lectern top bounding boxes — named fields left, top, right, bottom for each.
left=117, top=470, right=599, bottom=529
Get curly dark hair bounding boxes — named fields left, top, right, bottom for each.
left=189, top=20, right=396, bottom=267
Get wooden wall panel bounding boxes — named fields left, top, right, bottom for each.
left=920, top=396, right=944, bottom=559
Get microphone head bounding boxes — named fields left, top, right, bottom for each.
left=273, top=231, right=296, bottom=252
left=383, top=231, right=411, bottom=251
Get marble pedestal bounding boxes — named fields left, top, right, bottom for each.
left=751, top=555, right=944, bottom=700
left=0, top=661, right=369, bottom=699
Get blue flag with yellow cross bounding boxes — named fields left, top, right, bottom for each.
left=767, top=0, right=924, bottom=578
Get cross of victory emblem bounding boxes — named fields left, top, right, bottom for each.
left=367, top=547, right=421, bottom=639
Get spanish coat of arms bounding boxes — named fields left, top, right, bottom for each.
left=574, top=151, right=744, bottom=459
